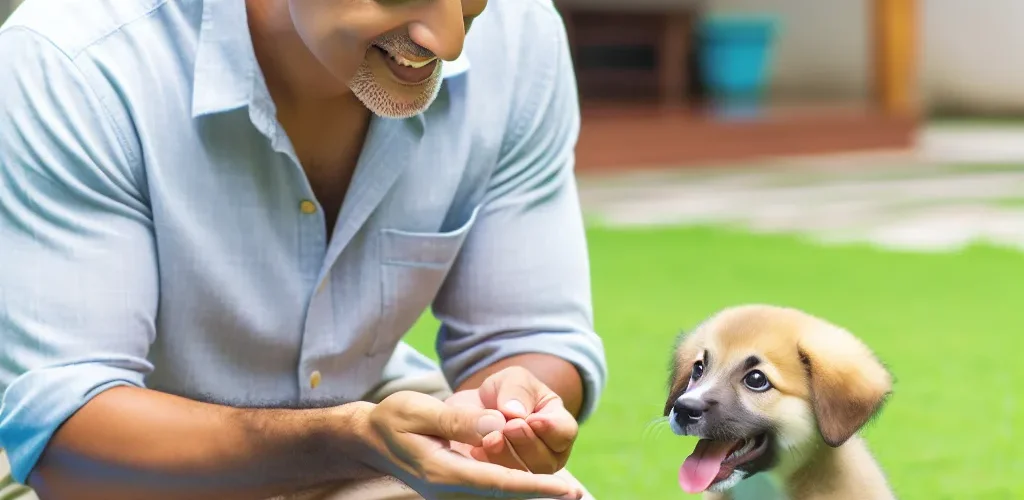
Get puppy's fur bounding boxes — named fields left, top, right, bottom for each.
left=663, top=304, right=895, bottom=500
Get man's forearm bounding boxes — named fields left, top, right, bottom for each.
left=28, top=386, right=378, bottom=500
left=457, top=353, right=584, bottom=418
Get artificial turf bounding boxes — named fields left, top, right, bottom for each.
left=404, top=225, right=1024, bottom=499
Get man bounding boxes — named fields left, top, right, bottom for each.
left=0, top=0, right=607, bottom=498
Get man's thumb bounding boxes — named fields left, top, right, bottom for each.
left=494, top=381, right=540, bottom=420
left=478, top=368, right=548, bottom=419
left=430, top=405, right=507, bottom=446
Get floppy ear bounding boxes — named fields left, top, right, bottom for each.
left=798, top=322, right=892, bottom=447
left=663, top=329, right=700, bottom=417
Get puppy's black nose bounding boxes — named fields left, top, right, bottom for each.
left=673, top=398, right=709, bottom=423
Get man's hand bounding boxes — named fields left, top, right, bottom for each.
left=445, top=367, right=580, bottom=475
left=358, top=391, right=583, bottom=500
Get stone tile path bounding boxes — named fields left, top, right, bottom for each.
left=578, top=126, right=1024, bottom=252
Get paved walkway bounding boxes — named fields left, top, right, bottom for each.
left=578, top=126, right=1024, bottom=252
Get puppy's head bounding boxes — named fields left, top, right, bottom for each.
left=663, top=304, right=892, bottom=494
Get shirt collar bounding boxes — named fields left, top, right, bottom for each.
left=191, top=0, right=257, bottom=118
left=191, top=0, right=472, bottom=118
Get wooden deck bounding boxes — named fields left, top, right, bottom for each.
left=574, top=103, right=918, bottom=173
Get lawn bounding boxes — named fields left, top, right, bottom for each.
left=404, top=225, right=1024, bottom=499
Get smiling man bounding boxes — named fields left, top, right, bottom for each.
left=0, top=0, right=606, bottom=499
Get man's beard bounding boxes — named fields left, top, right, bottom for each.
left=348, top=32, right=444, bottom=119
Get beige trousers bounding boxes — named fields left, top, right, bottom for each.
left=279, top=372, right=594, bottom=500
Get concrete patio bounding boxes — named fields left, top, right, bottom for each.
left=579, top=124, right=1024, bottom=252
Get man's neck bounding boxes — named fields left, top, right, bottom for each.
left=245, top=0, right=372, bottom=238
left=245, top=0, right=358, bottom=109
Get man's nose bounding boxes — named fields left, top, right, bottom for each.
left=408, top=0, right=466, bottom=61
left=673, top=397, right=709, bottom=424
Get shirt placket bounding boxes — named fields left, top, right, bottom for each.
left=295, top=189, right=334, bottom=402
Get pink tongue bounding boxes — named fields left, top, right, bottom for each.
left=678, top=439, right=740, bottom=494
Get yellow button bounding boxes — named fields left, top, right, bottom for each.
left=300, top=200, right=317, bottom=214
left=309, top=370, right=322, bottom=389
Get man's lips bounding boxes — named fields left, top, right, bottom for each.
left=373, top=45, right=438, bottom=84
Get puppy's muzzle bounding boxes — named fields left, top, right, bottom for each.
left=673, top=397, right=711, bottom=425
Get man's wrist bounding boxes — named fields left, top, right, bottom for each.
left=232, top=400, right=382, bottom=487
left=330, top=401, right=378, bottom=468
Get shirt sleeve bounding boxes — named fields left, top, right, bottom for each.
left=432, top=5, right=608, bottom=423
left=0, top=28, right=158, bottom=483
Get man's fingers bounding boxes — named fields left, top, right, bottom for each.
left=525, top=399, right=578, bottom=454
left=436, top=449, right=584, bottom=500
left=472, top=432, right=529, bottom=471
left=434, top=406, right=507, bottom=448
left=384, top=391, right=506, bottom=447
left=373, top=392, right=581, bottom=500
left=479, top=367, right=547, bottom=419
left=503, top=419, right=563, bottom=474
left=493, top=381, right=537, bottom=419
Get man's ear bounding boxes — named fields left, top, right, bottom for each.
left=663, top=329, right=700, bottom=417
left=798, top=321, right=892, bottom=447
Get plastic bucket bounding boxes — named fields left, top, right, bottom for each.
left=697, top=14, right=780, bottom=118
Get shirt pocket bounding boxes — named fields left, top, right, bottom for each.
left=370, top=205, right=482, bottom=356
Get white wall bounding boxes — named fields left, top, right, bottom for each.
left=922, top=0, right=1024, bottom=114
left=707, top=0, right=869, bottom=102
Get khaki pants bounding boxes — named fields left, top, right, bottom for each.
left=281, top=371, right=593, bottom=500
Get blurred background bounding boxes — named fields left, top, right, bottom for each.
left=2, top=0, right=1022, bottom=499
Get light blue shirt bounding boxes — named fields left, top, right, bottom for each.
left=0, top=0, right=607, bottom=483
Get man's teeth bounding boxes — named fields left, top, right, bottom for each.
left=389, top=53, right=436, bottom=69
left=726, top=439, right=757, bottom=461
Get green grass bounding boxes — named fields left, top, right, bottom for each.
left=994, top=196, right=1024, bottom=209
left=928, top=115, right=1024, bottom=128
left=404, top=225, right=1024, bottom=499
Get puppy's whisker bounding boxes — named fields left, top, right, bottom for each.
left=641, top=417, right=671, bottom=444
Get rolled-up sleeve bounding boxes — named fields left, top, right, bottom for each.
left=432, top=7, right=607, bottom=422
left=0, top=29, right=157, bottom=483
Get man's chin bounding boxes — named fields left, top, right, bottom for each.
left=348, top=62, right=443, bottom=119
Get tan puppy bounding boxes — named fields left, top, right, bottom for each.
left=663, top=305, right=895, bottom=500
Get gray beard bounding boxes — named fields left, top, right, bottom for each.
left=347, top=58, right=443, bottom=119
left=348, top=32, right=444, bottom=119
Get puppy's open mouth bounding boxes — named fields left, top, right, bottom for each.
left=679, top=433, right=770, bottom=494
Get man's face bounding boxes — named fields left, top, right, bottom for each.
left=288, top=0, right=487, bottom=118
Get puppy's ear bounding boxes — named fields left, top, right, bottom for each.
left=798, top=322, right=892, bottom=447
left=664, top=329, right=700, bottom=416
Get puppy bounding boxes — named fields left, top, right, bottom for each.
left=663, top=304, right=895, bottom=500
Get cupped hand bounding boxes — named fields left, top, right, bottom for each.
left=357, top=391, right=583, bottom=500
left=445, top=367, right=579, bottom=475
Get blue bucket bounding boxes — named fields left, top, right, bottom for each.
left=698, top=14, right=780, bottom=118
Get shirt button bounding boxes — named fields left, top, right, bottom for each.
left=317, top=279, right=327, bottom=294
left=300, top=200, right=317, bottom=214
left=309, top=370, right=322, bottom=389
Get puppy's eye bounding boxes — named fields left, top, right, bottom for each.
left=690, top=361, right=704, bottom=380
left=743, top=370, right=772, bottom=392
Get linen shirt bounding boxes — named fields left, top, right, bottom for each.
left=0, top=0, right=607, bottom=483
